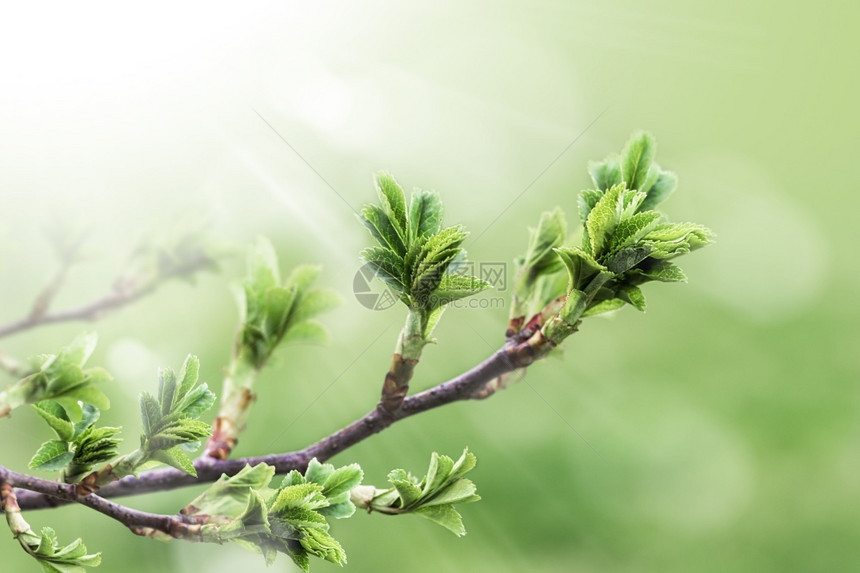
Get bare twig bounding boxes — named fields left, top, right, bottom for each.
left=27, top=232, right=87, bottom=322
left=0, top=351, right=28, bottom=379
left=0, top=465, right=204, bottom=540
left=16, top=337, right=549, bottom=511
left=0, top=254, right=213, bottom=340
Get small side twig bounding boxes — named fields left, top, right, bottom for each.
left=0, top=351, right=28, bottom=379
left=0, top=254, right=212, bottom=340
left=0, top=465, right=203, bottom=540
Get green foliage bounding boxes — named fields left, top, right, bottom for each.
left=0, top=333, right=111, bottom=419
left=12, top=526, right=101, bottom=573
left=511, top=208, right=567, bottom=318
left=359, top=173, right=490, bottom=343
left=235, top=237, right=341, bottom=369
left=180, top=460, right=363, bottom=571
left=28, top=402, right=122, bottom=481
left=510, top=132, right=713, bottom=344
left=354, top=448, right=480, bottom=537
left=136, top=355, right=215, bottom=475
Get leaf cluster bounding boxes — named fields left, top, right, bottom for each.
left=181, top=460, right=363, bottom=571
left=359, top=173, right=490, bottom=339
left=511, top=207, right=568, bottom=318
left=510, top=132, right=713, bottom=342
left=359, top=448, right=480, bottom=537
left=235, top=237, right=341, bottom=369
left=0, top=333, right=111, bottom=419
left=28, top=402, right=121, bottom=483
left=137, top=355, right=215, bottom=475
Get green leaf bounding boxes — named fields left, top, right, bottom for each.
left=420, top=478, right=479, bottom=508
left=375, top=172, right=408, bottom=241
left=317, top=500, right=356, bottom=520
left=61, top=385, right=110, bottom=412
left=176, top=355, right=200, bottom=403
left=522, top=208, right=567, bottom=279
left=604, top=244, right=654, bottom=274
left=320, top=463, right=363, bottom=499
left=585, top=184, right=624, bottom=257
left=620, top=131, right=656, bottom=191
left=147, top=419, right=212, bottom=450
left=554, top=247, right=609, bottom=292
left=411, top=226, right=468, bottom=298
left=280, top=321, right=329, bottom=345
left=628, top=259, right=688, bottom=283
left=426, top=274, right=491, bottom=309
left=646, top=222, right=713, bottom=250
left=176, top=383, right=216, bottom=420
left=578, top=189, right=605, bottom=225
left=184, top=463, right=276, bottom=518
left=29, top=440, right=74, bottom=471
left=422, top=452, right=455, bottom=497
left=262, top=286, right=296, bottom=339
left=32, top=401, right=74, bottom=441
left=413, top=504, right=466, bottom=536
left=618, top=284, right=646, bottom=311
left=361, top=246, right=407, bottom=293
left=139, top=392, right=160, bottom=438
left=71, top=426, right=121, bottom=466
left=387, top=469, right=422, bottom=508
left=582, top=297, right=626, bottom=317
left=72, top=404, right=100, bottom=439
left=449, top=448, right=477, bottom=481
left=290, top=289, right=342, bottom=324
left=409, top=189, right=443, bottom=240
left=14, top=526, right=101, bottom=572
left=150, top=446, right=196, bottom=476
left=158, top=367, right=177, bottom=416
left=59, top=332, right=98, bottom=368
left=299, top=527, right=347, bottom=565
left=246, top=237, right=281, bottom=293
left=285, top=265, right=323, bottom=294
left=609, top=211, right=663, bottom=253
left=270, top=483, right=328, bottom=515
left=303, top=458, right=333, bottom=486
left=640, top=169, right=678, bottom=211
left=588, top=156, right=622, bottom=190
left=359, top=205, right=406, bottom=255
left=362, top=448, right=479, bottom=537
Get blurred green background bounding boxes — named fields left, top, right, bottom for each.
left=1, top=1, right=858, bottom=571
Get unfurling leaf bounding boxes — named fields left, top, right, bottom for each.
left=9, top=520, right=100, bottom=572
left=356, top=448, right=480, bottom=537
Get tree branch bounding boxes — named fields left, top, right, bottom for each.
left=0, top=247, right=214, bottom=341
left=16, top=339, right=542, bottom=511
left=0, top=351, right=28, bottom=379
left=0, top=283, right=159, bottom=340
left=0, top=465, right=204, bottom=540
